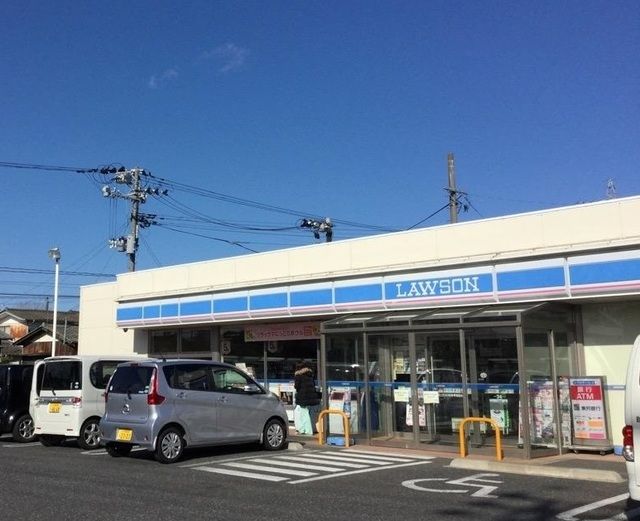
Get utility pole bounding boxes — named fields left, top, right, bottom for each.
left=128, top=168, right=142, bottom=272
left=447, top=152, right=458, bottom=223
left=101, top=167, right=167, bottom=272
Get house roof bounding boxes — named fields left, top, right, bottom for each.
left=12, top=323, right=79, bottom=347
left=0, top=308, right=79, bottom=325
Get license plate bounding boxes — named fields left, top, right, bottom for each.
left=48, top=402, right=61, bottom=413
left=116, top=429, right=133, bottom=442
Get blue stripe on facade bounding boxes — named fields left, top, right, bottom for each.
left=497, top=267, right=565, bottom=291
left=570, top=258, right=640, bottom=285
left=250, top=293, right=288, bottom=310
left=335, top=284, right=383, bottom=304
left=161, top=303, right=179, bottom=317
left=386, top=273, right=493, bottom=300
left=290, top=289, right=333, bottom=307
left=180, top=300, right=212, bottom=316
left=214, top=297, right=248, bottom=313
left=144, top=305, right=160, bottom=319
left=117, top=307, right=143, bottom=321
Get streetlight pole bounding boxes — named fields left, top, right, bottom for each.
left=48, top=248, right=61, bottom=357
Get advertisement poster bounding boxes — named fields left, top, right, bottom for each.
left=569, top=377, right=607, bottom=441
left=529, top=380, right=556, bottom=444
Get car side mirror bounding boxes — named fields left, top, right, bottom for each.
left=243, top=384, right=262, bottom=394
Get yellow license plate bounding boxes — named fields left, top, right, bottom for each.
left=48, top=403, right=61, bottom=413
left=116, top=429, right=133, bottom=442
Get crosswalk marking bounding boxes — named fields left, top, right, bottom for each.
left=195, top=466, right=288, bottom=482
left=250, top=458, right=344, bottom=472
left=187, top=450, right=435, bottom=484
left=322, top=452, right=410, bottom=464
left=223, top=462, right=316, bottom=477
left=346, top=449, right=435, bottom=460
left=335, top=452, right=416, bottom=463
left=299, top=453, right=386, bottom=466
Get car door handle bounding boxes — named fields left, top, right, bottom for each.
left=217, top=396, right=228, bottom=403
left=176, top=392, right=187, bottom=399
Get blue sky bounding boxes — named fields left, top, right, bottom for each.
left=1, top=1, right=638, bottom=311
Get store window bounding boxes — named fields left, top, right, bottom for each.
left=149, top=328, right=215, bottom=358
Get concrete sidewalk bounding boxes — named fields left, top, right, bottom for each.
left=287, top=433, right=627, bottom=483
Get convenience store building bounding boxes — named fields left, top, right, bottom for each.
left=78, top=196, right=640, bottom=458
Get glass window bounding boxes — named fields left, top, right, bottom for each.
left=181, top=329, right=211, bottom=353
left=42, top=361, right=81, bottom=391
left=150, top=330, right=178, bottom=355
left=211, top=367, right=260, bottom=394
left=90, top=361, right=126, bottom=389
left=164, top=364, right=212, bottom=391
left=108, top=366, right=154, bottom=394
left=0, top=366, right=7, bottom=399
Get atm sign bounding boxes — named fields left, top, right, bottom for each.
left=570, top=384, right=602, bottom=401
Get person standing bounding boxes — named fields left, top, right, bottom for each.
left=294, top=361, right=321, bottom=435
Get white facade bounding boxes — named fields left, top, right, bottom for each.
left=78, top=195, right=640, bottom=452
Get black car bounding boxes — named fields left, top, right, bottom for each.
left=0, top=364, right=36, bottom=442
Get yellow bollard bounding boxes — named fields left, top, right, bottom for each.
left=458, top=417, right=503, bottom=461
left=317, top=408, right=351, bottom=447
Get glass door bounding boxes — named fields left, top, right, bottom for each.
left=367, top=334, right=413, bottom=440
left=465, top=328, right=520, bottom=448
left=415, top=333, right=463, bottom=445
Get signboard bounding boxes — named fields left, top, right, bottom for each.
left=569, top=377, right=608, bottom=441
left=244, top=321, right=320, bottom=342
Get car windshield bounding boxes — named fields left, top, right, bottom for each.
left=108, top=366, right=154, bottom=394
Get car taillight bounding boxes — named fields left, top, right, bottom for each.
left=71, top=397, right=82, bottom=408
left=623, top=425, right=634, bottom=462
left=147, top=368, right=165, bottom=405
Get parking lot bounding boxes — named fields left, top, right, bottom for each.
left=2, top=434, right=638, bottom=521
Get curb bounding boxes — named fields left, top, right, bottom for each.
left=449, top=458, right=625, bottom=483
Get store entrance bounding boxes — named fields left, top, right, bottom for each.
left=365, top=329, right=521, bottom=449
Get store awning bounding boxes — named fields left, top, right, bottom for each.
left=321, top=302, right=547, bottom=332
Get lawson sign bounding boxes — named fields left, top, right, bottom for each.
left=116, top=249, right=640, bottom=327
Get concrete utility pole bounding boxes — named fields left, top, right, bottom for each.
left=128, top=168, right=142, bottom=272
left=447, top=152, right=458, bottom=223
left=102, top=167, right=167, bottom=272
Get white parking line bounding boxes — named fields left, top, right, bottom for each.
left=328, top=452, right=413, bottom=463
left=289, top=460, right=432, bottom=485
left=556, top=493, right=640, bottom=521
left=299, top=453, right=388, bottom=466
left=251, top=457, right=344, bottom=472
left=2, top=442, right=41, bottom=448
left=346, top=449, right=436, bottom=460
left=195, top=466, right=288, bottom=482
left=223, top=462, right=316, bottom=477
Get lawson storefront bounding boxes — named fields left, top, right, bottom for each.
left=113, top=249, right=640, bottom=458
left=80, top=196, right=640, bottom=458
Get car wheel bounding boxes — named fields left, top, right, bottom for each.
left=155, top=427, right=184, bottom=464
left=39, top=434, right=64, bottom=447
left=263, top=419, right=286, bottom=451
left=12, top=414, right=36, bottom=443
left=78, top=418, right=101, bottom=450
left=105, top=442, right=133, bottom=458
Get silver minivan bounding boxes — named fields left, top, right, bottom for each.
left=99, top=359, right=288, bottom=463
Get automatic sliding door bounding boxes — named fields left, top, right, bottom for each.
left=415, top=333, right=463, bottom=445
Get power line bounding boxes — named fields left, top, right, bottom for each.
left=0, top=293, right=78, bottom=299
left=0, top=267, right=114, bottom=277
left=157, top=225, right=259, bottom=253
left=406, top=203, right=450, bottom=230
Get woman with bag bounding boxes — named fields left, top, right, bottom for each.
left=294, top=361, right=321, bottom=435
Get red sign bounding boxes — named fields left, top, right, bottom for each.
left=569, top=385, right=602, bottom=401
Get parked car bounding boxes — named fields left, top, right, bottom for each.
left=99, top=359, right=288, bottom=463
left=30, top=355, right=140, bottom=449
left=0, top=363, right=36, bottom=442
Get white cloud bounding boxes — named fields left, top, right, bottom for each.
left=147, top=68, right=179, bottom=89
left=202, top=43, right=249, bottom=73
